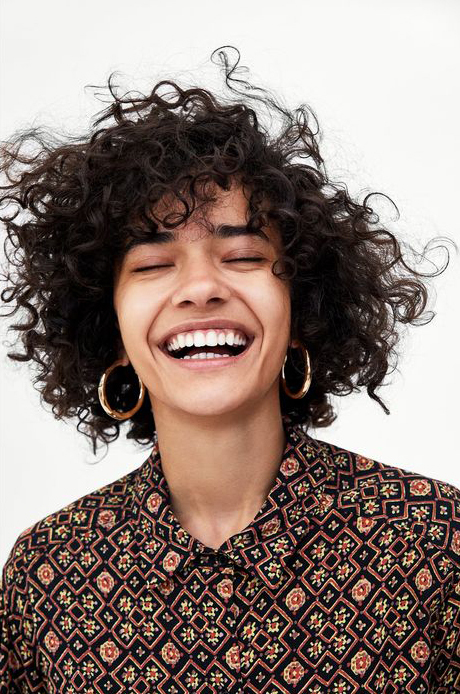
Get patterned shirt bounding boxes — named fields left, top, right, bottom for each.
left=2, top=414, right=460, bottom=694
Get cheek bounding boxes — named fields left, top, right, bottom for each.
left=245, top=275, right=291, bottom=346
left=259, top=276, right=291, bottom=328
left=115, top=286, right=159, bottom=350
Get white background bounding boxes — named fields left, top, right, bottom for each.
left=1, top=0, right=459, bottom=568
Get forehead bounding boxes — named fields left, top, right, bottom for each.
left=125, top=182, right=282, bottom=251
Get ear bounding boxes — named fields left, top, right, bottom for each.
left=289, top=326, right=300, bottom=349
left=117, top=345, right=130, bottom=367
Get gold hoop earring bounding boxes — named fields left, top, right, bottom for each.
left=98, top=359, right=145, bottom=420
left=281, top=340, right=312, bottom=399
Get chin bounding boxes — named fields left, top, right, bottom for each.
left=169, top=395, right=256, bottom=419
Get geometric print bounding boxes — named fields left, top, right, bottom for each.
left=2, top=413, right=460, bottom=693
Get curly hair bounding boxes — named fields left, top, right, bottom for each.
left=0, top=46, right=454, bottom=455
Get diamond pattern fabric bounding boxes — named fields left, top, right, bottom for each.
left=2, top=414, right=460, bottom=693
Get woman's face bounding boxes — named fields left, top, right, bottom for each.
left=113, top=182, right=292, bottom=422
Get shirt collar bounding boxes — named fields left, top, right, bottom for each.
left=130, top=414, right=334, bottom=590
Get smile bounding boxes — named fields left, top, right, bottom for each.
left=159, top=336, right=255, bottom=369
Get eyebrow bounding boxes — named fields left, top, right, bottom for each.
left=124, top=224, right=271, bottom=253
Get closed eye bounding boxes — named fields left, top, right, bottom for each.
left=133, top=258, right=264, bottom=272
left=226, top=257, right=264, bottom=263
left=133, top=265, right=172, bottom=272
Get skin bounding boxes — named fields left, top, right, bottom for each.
left=113, top=180, right=297, bottom=550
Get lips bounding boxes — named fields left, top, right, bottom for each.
left=160, top=331, right=250, bottom=353
left=159, top=334, right=255, bottom=359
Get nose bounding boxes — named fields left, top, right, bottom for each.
left=170, top=256, right=232, bottom=308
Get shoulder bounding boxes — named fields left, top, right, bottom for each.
left=314, top=434, right=460, bottom=567
left=1, top=464, right=140, bottom=593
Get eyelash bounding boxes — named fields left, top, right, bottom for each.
left=134, top=257, right=264, bottom=272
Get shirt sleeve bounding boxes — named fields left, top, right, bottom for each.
left=0, top=543, right=44, bottom=693
left=430, top=570, right=460, bottom=690
left=0, top=570, right=18, bottom=693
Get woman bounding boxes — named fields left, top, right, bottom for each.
left=1, top=48, right=459, bottom=693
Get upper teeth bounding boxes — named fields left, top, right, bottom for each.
left=164, top=329, right=248, bottom=352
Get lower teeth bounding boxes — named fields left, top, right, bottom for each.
left=182, top=352, right=232, bottom=360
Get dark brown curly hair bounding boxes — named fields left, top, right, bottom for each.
left=0, top=47, right=454, bottom=455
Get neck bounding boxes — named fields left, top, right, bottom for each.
left=151, top=399, right=287, bottom=550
